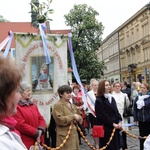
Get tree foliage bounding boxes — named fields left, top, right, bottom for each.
left=0, top=15, right=9, bottom=22
left=64, top=4, right=106, bottom=83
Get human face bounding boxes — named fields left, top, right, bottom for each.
left=61, top=92, right=72, bottom=102
left=105, top=81, right=111, bottom=94
left=73, top=88, right=79, bottom=95
left=6, top=87, right=22, bottom=116
left=21, top=88, right=31, bottom=100
left=141, top=84, right=148, bottom=95
left=91, top=81, right=98, bottom=92
left=113, top=83, right=121, bottom=93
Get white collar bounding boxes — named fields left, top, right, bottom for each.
left=0, top=124, right=9, bottom=135
left=104, top=93, right=112, bottom=103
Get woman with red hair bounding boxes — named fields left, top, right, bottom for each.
left=72, top=85, right=87, bottom=144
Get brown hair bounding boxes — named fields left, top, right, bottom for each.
left=72, top=85, right=80, bottom=91
left=57, top=85, right=72, bottom=98
left=97, top=80, right=109, bottom=97
left=0, top=56, right=22, bottom=120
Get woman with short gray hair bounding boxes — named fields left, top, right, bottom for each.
left=12, top=81, right=46, bottom=149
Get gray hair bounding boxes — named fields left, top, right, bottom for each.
left=19, top=82, right=31, bottom=93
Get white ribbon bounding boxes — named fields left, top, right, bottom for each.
left=0, top=36, right=9, bottom=51
left=39, top=23, right=51, bottom=64
left=0, top=30, right=14, bottom=58
left=136, top=95, right=149, bottom=109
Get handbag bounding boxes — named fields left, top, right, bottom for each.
left=123, top=97, right=133, bottom=117
left=92, top=125, right=104, bottom=138
left=126, top=104, right=133, bottom=116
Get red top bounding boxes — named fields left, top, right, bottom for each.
left=12, top=100, right=46, bottom=149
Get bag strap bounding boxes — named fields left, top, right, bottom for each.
left=124, top=95, right=127, bottom=108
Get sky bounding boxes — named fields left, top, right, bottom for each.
left=0, top=0, right=150, bottom=39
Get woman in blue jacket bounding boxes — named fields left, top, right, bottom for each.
left=133, top=83, right=150, bottom=150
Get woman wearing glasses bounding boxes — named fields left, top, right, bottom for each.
left=112, top=82, right=130, bottom=150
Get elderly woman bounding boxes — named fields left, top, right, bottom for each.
left=52, top=85, right=83, bottom=150
left=134, top=83, right=150, bottom=150
left=12, top=82, right=46, bottom=149
left=0, top=56, right=27, bottom=149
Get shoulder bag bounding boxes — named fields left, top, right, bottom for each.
left=123, top=96, right=133, bottom=117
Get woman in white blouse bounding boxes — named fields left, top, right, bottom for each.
left=112, top=82, right=130, bottom=150
left=0, top=56, right=27, bottom=150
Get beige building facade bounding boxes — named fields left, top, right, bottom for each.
left=97, top=31, right=120, bottom=84
left=98, top=3, right=150, bottom=85
left=119, top=3, right=150, bottom=85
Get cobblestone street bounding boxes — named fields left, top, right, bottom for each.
left=80, top=126, right=140, bottom=150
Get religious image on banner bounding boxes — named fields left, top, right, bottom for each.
left=31, top=56, right=54, bottom=93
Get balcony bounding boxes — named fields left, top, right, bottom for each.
left=128, top=63, right=137, bottom=72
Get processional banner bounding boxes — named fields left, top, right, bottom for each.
left=15, top=33, right=68, bottom=125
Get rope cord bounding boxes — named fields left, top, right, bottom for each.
left=34, top=124, right=147, bottom=150
left=40, top=123, right=73, bottom=150
left=77, top=125, right=116, bottom=150
left=122, top=129, right=147, bottom=140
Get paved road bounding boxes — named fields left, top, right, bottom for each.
left=80, top=126, right=140, bottom=150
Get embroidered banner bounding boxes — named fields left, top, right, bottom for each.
left=15, top=33, right=68, bottom=125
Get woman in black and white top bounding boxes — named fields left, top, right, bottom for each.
left=95, top=80, right=122, bottom=150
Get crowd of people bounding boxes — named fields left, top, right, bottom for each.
left=1, top=55, right=150, bottom=150
left=51, top=79, right=150, bottom=150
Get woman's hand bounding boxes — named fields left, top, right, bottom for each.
left=74, top=114, right=82, bottom=121
left=36, top=130, right=42, bottom=142
left=113, top=123, right=122, bottom=130
left=113, top=123, right=118, bottom=129
left=77, top=105, right=83, bottom=110
left=118, top=122, right=122, bottom=130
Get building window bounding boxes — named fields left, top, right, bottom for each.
left=136, top=28, right=139, bottom=41
left=131, top=31, right=134, bottom=43
left=142, top=24, right=148, bottom=37
left=144, top=48, right=149, bottom=61
left=126, top=34, right=130, bottom=46
left=127, top=52, right=131, bottom=65
left=137, top=48, right=140, bottom=63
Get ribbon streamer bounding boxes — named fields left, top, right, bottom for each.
left=0, top=36, right=9, bottom=52
left=0, top=31, right=13, bottom=59
left=122, top=123, right=136, bottom=127
left=3, top=31, right=14, bottom=58
left=68, top=33, right=88, bottom=110
left=39, top=23, right=51, bottom=64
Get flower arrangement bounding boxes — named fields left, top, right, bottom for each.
left=29, top=0, right=54, bottom=24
